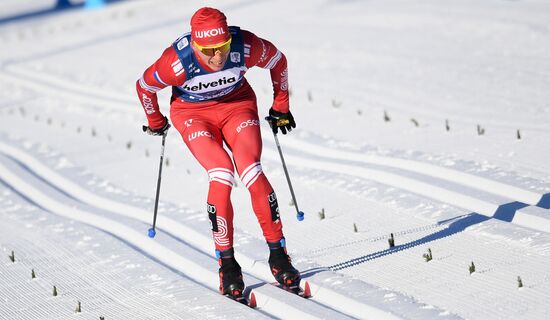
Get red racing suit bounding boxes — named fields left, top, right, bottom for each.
left=136, top=27, right=290, bottom=251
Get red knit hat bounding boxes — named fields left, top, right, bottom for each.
left=190, top=7, right=231, bottom=47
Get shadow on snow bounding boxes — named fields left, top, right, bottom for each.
left=313, top=196, right=550, bottom=273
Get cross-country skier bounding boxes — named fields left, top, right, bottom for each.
left=136, top=7, right=300, bottom=300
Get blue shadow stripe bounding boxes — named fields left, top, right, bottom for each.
left=0, top=0, right=124, bottom=26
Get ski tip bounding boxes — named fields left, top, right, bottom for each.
left=147, top=228, right=156, bottom=238
left=302, top=281, right=311, bottom=298
left=248, top=291, right=257, bottom=308
left=296, top=211, right=305, bottom=221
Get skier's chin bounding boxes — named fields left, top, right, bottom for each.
left=208, top=61, right=225, bottom=71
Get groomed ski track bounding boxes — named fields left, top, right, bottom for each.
left=2, top=129, right=549, bottom=318
left=0, top=146, right=373, bottom=319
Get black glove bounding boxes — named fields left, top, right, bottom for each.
left=142, top=116, right=171, bottom=136
left=267, top=108, right=296, bottom=135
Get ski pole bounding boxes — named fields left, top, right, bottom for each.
left=265, top=116, right=305, bottom=221
left=148, top=132, right=167, bottom=238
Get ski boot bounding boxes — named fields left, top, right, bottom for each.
left=268, top=238, right=301, bottom=293
left=217, top=249, right=246, bottom=304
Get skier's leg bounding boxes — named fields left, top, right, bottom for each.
left=171, top=112, right=236, bottom=252
left=222, top=108, right=284, bottom=243
left=172, top=111, right=247, bottom=296
left=222, top=103, right=300, bottom=288
left=172, top=113, right=248, bottom=301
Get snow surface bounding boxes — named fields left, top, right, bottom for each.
left=1, top=0, right=550, bottom=319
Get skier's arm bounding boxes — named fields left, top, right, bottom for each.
left=136, top=46, right=184, bottom=130
left=244, top=30, right=290, bottom=113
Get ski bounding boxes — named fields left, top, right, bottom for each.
left=272, top=280, right=311, bottom=298
left=225, top=281, right=308, bottom=309
left=225, top=281, right=309, bottom=308
left=224, top=280, right=308, bottom=308
left=225, top=289, right=256, bottom=308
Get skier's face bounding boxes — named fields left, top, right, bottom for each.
left=205, top=49, right=229, bottom=71
left=193, top=40, right=231, bottom=72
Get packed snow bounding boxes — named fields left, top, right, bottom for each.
left=1, top=0, right=549, bottom=319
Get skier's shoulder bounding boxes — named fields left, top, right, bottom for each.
left=239, top=28, right=260, bottom=46
left=154, top=45, right=180, bottom=69
left=149, top=44, right=185, bottom=85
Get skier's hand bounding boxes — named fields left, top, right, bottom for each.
left=142, top=116, right=171, bottom=136
left=267, top=108, right=296, bottom=135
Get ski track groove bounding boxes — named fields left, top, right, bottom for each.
left=0, top=178, right=271, bottom=319
left=0, top=201, right=214, bottom=319
left=0, top=183, right=329, bottom=320
left=0, top=144, right=380, bottom=320
left=260, top=148, right=550, bottom=234
left=276, top=137, right=546, bottom=206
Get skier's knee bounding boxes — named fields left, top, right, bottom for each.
left=208, top=167, right=235, bottom=187
left=239, top=161, right=263, bottom=189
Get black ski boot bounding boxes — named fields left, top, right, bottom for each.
left=217, top=249, right=246, bottom=302
left=268, top=238, right=301, bottom=291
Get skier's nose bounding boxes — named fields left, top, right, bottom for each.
left=210, top=50, right=224, bottom=64
left=213, top=50, right=223, bottom=59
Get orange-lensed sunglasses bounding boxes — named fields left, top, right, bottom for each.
left=194, top=38, right=232, bottom=56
